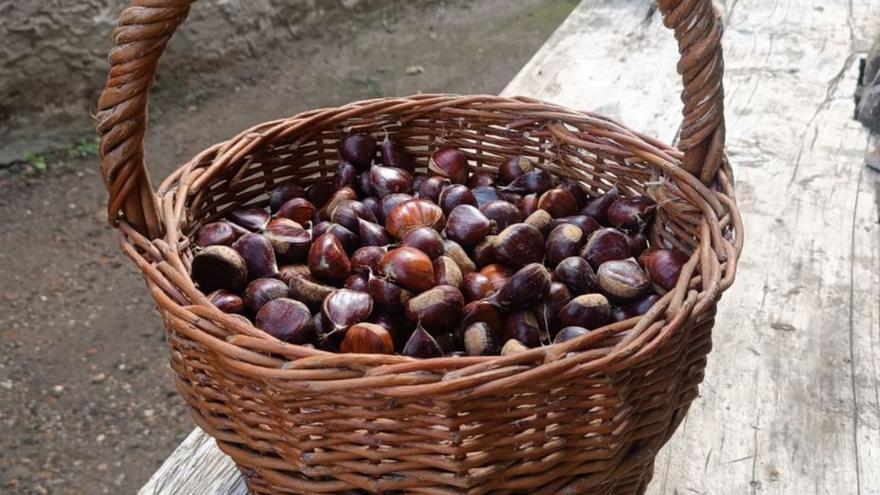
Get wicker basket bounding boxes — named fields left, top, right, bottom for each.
left=96, top=1, right=742, bottom=493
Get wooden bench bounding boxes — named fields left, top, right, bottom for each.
left=141, top=0, right=880, bottom=493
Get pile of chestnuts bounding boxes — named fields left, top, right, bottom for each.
left=189, top=133, right=689, bottom=358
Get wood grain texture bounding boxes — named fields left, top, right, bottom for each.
left=144, top=0, right=880, bottom=493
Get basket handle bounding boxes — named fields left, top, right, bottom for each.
left=96, top=0, right=725, bottom=239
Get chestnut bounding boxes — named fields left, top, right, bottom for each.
left=438, top=184, right=477, bottom=216
left=288, top=272, right=336, bottom=309
left=520, top=193, right=539, bottom=218
left=195, top=221, right=237, bottom=247
left=311, top=222, right=359, bottom=254
left=401, top=227, right=444, bottom=260
left=227, top=207, right=270, bottom=232
left=545, top=224, right=586, bottom=267
left=370, top=165, right=413, bottom=198
left=524, top=209, right=553, bottom=236
left=501, top=338, right=530, bottom=356
left=243, top=278, right=289, bottom=314
left=356, top=171, right=373, bottom=198
left=380, top=137, right=414, bottom=172
left=434, top=332, right=459, bottom=355
left=580, top=228, right=631, bottom=269
left=537, top=188, right=579, bottom=218
left=627, top=232, right=649, bottom=258
left=263, top=218, right=311, bottom=263
left=344, top=273, right=369, bottom=292
left=607, top=196, right=656, bottom=234
left=369, top=311, right=401, bottom=338
left=207, top=289, right=244, bottom=314
left=339, top=133, right=377, bottom=171
left=598, top=259, right=650, bottom=300
left=385, top=199, right=445, bottom=240
left=503, top=169, right=555, bottom=195
left=462, top=272, right=495, bottom=301
left=463, top=322, right=500, bottom=356
left=480, top=200, right=522, bottom=231
left=232, top=232, right=278, bottom=279
left=554, top=326, right=590, bottom=344
left=471, top=186, right=505, bottom=208
left=268, top=183, right=306, bottom=213
left=411, top=175, right=425, bottom=194
left=350, top=246, right=386, bottom=275
left=379, top=193, right=413, bottom=224
left=551, top=215, right=601, bottom=238
left=330, top=200, right=377, bottom=233
left=467, top=172, right=496, bottom=188
left=368, top=275, right=412, bottom=312
left=559, top=180, right=589, bottom=208
left=480, top=264, right=514, bottom=291
left=428, top=148, right=468, bottom=184
left=318, top=186, right=357, bottom=220
left=582, top=186, right=619, bottom=225
left=322, top=289, right=373, bottom=332
left=405, top=285, right=464, bottom=334
left=494, top=223, right=545, bottom=268
left=558, top=294, right=611, bottom=330
left=277, top=198, right=316, bottom=226
left=445, top=205, right=493, bottom=248
left=362, top=196, right=382, bottom=221
left=380, top=247, right=434, bottom=293
left=417, top=176, right=451, bottom=202
left=333, top=161, right=357, bottom=190
left=433, top=256, right=463, bottom=288
left=498, top=156, right=534, bottom=185
left=461, top=300, right=505, bottom=337
left=255, top=298, right=314, bottom=344
left=539, top=281, right=572, bottom=337
left=341, top=323, right=394, bottom=354
left=503, top=311, right=542, bottom=348
left=278, top=264, right=310, bottom=285
left=639, top=248, right=689, bottom=292
left=611, top=294, right=661, bottom=322
left=402, top=326, right=444, bottom=358
left=306, top=181, right=335, bottom=209
left=307, top=233, right=351, bottom=282
left=358, top=220, right=391, bottom=247
left=443, top=240, right=477, bottom=275
left=472, top=236, right=497, bottom=268
left=491, top=263, right=551, bottom=311
left=554, top=256, right=599, bottom=295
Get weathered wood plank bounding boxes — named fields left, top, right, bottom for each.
left=144, top=0, right=880, bottom=493
left=138, top=429, right=246, bottom=495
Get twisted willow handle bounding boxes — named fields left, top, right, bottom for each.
left=96, top=0, right=725, bottom=238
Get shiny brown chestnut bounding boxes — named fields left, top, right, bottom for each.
left=520, top=193, right=539, bottom=218
left=405, top=285, right=464, bottom=334
left=472, top=236, right=497, bottom=268
left=428, top=148, right=468, bottom=184
left=607, top=196, right=657, bottom=233
left=330, top=200, right=377, bottom=233
left=263, top=218, right=311, bottom=264
left=322, top=289, right=373, bottom=332
left=581, top=186, right=619, bottom=225
left=462, top=272, right=495, bottom=301
left=356, top=171, right=373, bottom=198
left=341, top=323, right=394, bottom=354
left=195, top=221, right=238, bottom=247
left=443, top=240, right=477, bottom=275
left=445, top=205, right=493, bottom=248
left=411, top=175, right=425, bottom=194
left=361, top=196, right=382, bottom=220
left=207, top=289, right=244, bottom=314
left=401, top=227, right=444, bottom=260
left=537, top=187, right=579, bottom=218
left=554, top=256, right=599, bottom=295
left=227, top=207, right=270, bottom=232
left=438, top=184, right=477, bottom=216
left=580, top=228, right=631, bottom=270
left=339, top=133, right=377, bottom=171
left=598, top=258, right=650, bottom=300
left=554, top=326, right=590, bottom=344
left=333, top=161, right=357, bottom=190
left=344, top=274, right=369, bottom=292
left=287, top=272, right=335, bottom=309
left=311, top=222, right=359, bottom=254
left=627, top=232, right=649, bottom=258
left=243, top=278, right=289, bottom=314
left=380, top=137, right=414, bottom=172
left=268, top=183, right=306, bottom=213
left=307, top=233, right=351, bottom=282
left=538, top=281, right=572, bottom=338
left=503, top=168, right=555, bottom=195
left=402, top=326, right=444, bottom=358
left=471, top=186, right=505, bottom=208
left=480, top=263, right=514, bottom=291
left=494, top=223, right=545, bottom=268
left=369, top=165, right=413, bottom=198
left=306, top=181, right=335, bottom=209
left=611, top=294, right=661, bottom=322
left=545, top=224, right=586, bottom=267
left=379, top=193, right=413, bottom=224
left=480, top=200, right=522, bottom=231
left=350, top=246, right=386, bottom=275
left=385, top=198, right=445, bottom=240
left=503, top=311, right=542, bottom=348
left=417, top=176, right=450, bottom=203
left=433, top=256, right=463, bottom=288
left=232, top=232, right=278, bottom=279
left=638, top=248, right=689, bottom=292
left=497, top=156, right=534, bottom=185
left=380, top=247, right=435, bottom=293
left=255, top=298, right=314, bottom=344
left=461, top=300, right=505, bottom=337
left=277, top=198, right=316, bottom=226
left=550, top=215, right=601, bottom=238
left=467, top=172, right=496, bottom=188
left=368, top=275, right=412, bottom=312
left=358, top=220, right=391, bottom=247
left=463, top=322, right=500, bottom=356
left=558, top=294, right=611, bottom=330
left=318, top=186, right=357, bottom=220
left=559, top=180, right=589, bottom=208
left=490, top=263, right=551, bottom=311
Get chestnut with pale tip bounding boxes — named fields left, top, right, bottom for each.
left=268, top=183, right=305, bottom=213
left=401, top=227, right=444, bottom=260
left=580, top=228, right=631, bottom=270
left=490, top=263, right=551, bottom=311
left=243, top=278, right=289, bottom=314
left=433, top=256, right=463, bottom=288
left=307, top=233, right=351, bottom=282
left=461, top=300, right=505, bottom=337
left=471, top=235, right=497, bottom=268
left=428, top=148, right=468, bottom=184
left=380, top=247, right=435, bottom=293
left=445, top=205, right=493, bottom=248
left=463, top=322, right=500, bottom=356
left=558, top=294, right=611, bottom=330
left=493, top=223, right=544, bottom=268
left=523, top=209, right=552, bottom=236
left=501, top=339, right=530, bottom=356
left=607, top=196, right=656, bottom=233
left=581, top=186, right=619, bottom=225
left=255, top=298, right=314, bottom=344
left=638, top=248, right=689, bottom=292
left=462, top=272, right=495, bottom=301
left=318, top=186, right=358, bottom=221
left=545, top=224, right=585, bottom=267
left=341, top=323, right=394, bottom=354
left=385, top=198, right=445, bottom=240
left=503, top=311, right=542, bottom=348
left=322, top=289, right=373, bottom=333
left=405, top=285, right=464, bottom=334
left=207, top=289, right=244, bottom=314
left=442, top=240, right=476, bottom=275
left=339, top=133, right=377, bottom=171
left=227, top=207, right=270, bottom=232
left=597, top=258, right=651, bottom=300
left=497, top=155, right=534, bottom=185
left=550, top=215, right=600, bottom=238
left=263, top=218, right=311, bottom=264
left=232, top=232, right=278, bottom=279
left=195, top=221, right=237, bottom=247
left=554, top=256, right=599, bottom=295
left=402, top=326, right=444, bottom=358
left=438, top=184, right=477, bottom=216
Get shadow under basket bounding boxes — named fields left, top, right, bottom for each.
left=96, top=1, right=742, bottom=493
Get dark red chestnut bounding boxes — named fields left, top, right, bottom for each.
left=463, top=322, right=500, bottom=356
left=306, top=181, right=335, bottom=209
left=433, top=256, right=463, bottom=288
left=558, top=294, right=611, bottom=330
left=380, top=137, right=414, bottom=172
left=356, top=171, right=373, bottom=198
left=627, top=232, right=649, bottom=258
left=598, top=259, right=650, bottom=300
left=491, top=263, right=551, bottom=311
left=607, top=196, right=657, bottom=233
left=471, top=186, right=505, bottom=208
left=461, top=300, right=505, bottom=337
left=277, top=198, right=316, bottom=226
left=554, top=256, right=599, bottom=295
left=370, top=165, right=413, bottom=198
left=554, top=326, right=590, bottom=344
left=385, top=199, right=445, bottom=240
left=428, top=148, right=468, bottom=184
left=503, top=311, right=542, bottom=348
left=255, top=298, right=314, bottom=344
left=318, top=186, right=358, bottom=220
left=480, top=200, right=522, bottom=231
left=520, top=193, right=538, bottom=218
left=438, top=184, right=477, bottom=216
left=358, top=220, right=391, bottom=247
left=551, top=215, right=601, bottom=238
left=445, top=205, right=493, bottom=248
left=330, top=200, right=378, bottom=233
left=467, top=172, right=496, bottom=188
left=379, top=193, right=413, bottom=224
left=195, top=221, right=238, bottom=248
left=472, top=236, right=497, bottom=268
left=405, top=285, right=464, bottom=334
left=362, top=196, right=382, bottom=220
left=380, top=247, right=435, bottom=293
left=339, top=133, right=377, bottom=171
left=611, top=294, right=661, bottom=322
left=539, top=281, right=572, bottom=337
left=278, top=264, right=310, bottom=285
left=350, top=246, right=386, bottom=275
left=417, top=176, right=451, bottom=202
left=311, top=222, right=359, bottom=254
left=402, top=326, right=444, bottom=358
left=411, top=175, right=425, bottom=193
left=582, top=186, right=619, bottom=225
left=494, top=223, right=545, bottom=268
left=268, top=183, right=306, bottom=213
left=401, top=227, right=444, bottom=259
left=559, top=180, right=589, bottom=208
left=307, top=233, right=351, bottom=282
left=545, top=224, right=586, bottom=267
left=639, top=249, right=689, bottom=292
left=344, top=273, right=369, bottom=292
left=462, top=272, right=495, bottom=301
left=443, top=240, right=476, bottom=275
left=480, top=264, right=514, bottom=292
left=537, top=188, right=579, bottom=218
left=368, top=275, right=413, bottom=312
left=341, top=323, right=394, bottom=354
left=243, top=278, right=289, bottom=314
left=207, top=289, right=244, bottom=314
left=498, top=156, right=535, bottom=185
left=232, top=232, right=278, bottom=279
left=322, top=289, right=373, bottom=332
left=227, top=207, right=270, bottom=232
left=580, top=228, right=631, bottom=269
left=503, top=169, right=555, bottom=195
left=263, top=218, right=311, bottom=263
left=333, top=161, right=357, bottom=190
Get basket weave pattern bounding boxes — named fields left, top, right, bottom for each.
left=96, top=1, right=742, bottom=493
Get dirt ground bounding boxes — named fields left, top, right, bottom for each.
left=0, top=1, right=577, bottom=493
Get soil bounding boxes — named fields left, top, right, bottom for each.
left=0, top=1, right=577, bottom=493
